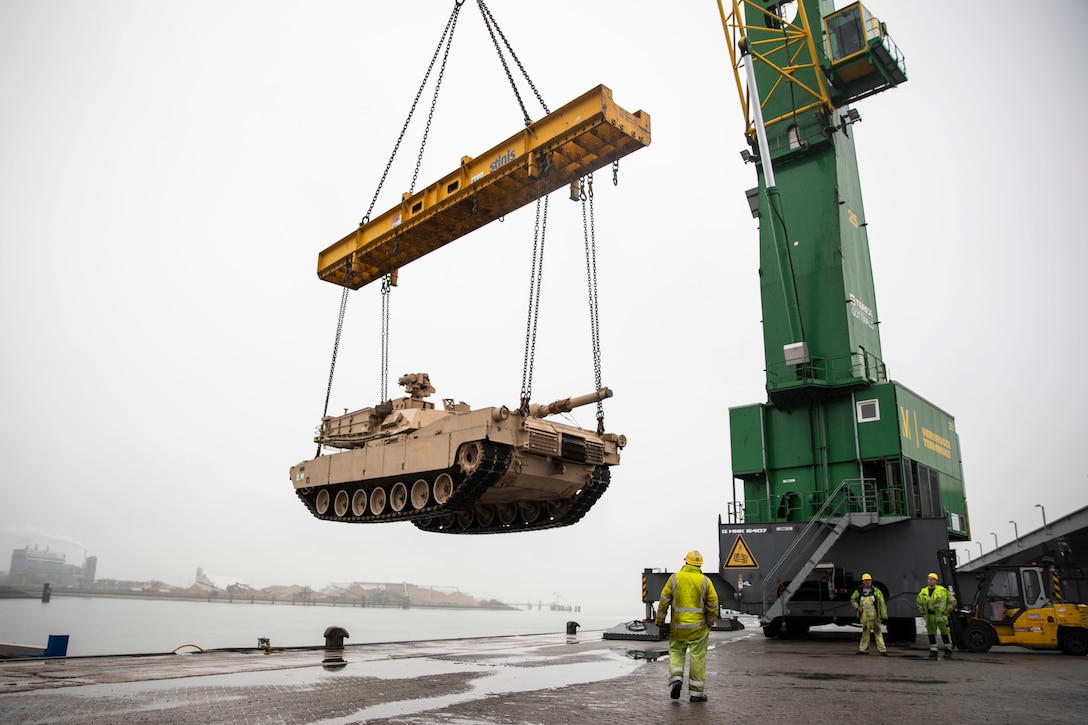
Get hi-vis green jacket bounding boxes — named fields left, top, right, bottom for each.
left=655, top=564, right=719, bottom=641
left=917, top=585, right=956, bottom=618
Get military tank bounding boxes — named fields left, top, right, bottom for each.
left=290, top=373, right=626, bottom=534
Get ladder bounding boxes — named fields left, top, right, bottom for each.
left=760, top=479, right=880, bottom=624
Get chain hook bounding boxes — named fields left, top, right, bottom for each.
left=612, top=159, right=619, bottom=186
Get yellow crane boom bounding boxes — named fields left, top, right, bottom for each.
left=317, top=84, right=650, bottom=289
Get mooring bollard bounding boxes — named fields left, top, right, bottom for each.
left=41, top=583, right=52, bottom=603
left=566, top=620, right=580, bottom=643
left=322, top=626, right=350, bottom=670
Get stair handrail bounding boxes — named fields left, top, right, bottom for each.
left=759, top=478, right=874, bottom=619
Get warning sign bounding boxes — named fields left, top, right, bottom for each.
left=723, top=535, right=759, bottom=569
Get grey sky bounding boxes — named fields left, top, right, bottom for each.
left=1, top=1, right=1085, bottom=610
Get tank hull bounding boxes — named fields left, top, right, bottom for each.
left=291, top=404, right=621, bottom=534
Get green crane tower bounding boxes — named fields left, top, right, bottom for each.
left=719, top=0, right=969, bottom=641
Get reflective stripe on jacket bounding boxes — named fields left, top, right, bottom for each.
left=850, top=585, right=887, bottom=620
left=916, top=584, right=955, bottom=615
left=655, top=564, right=719, bottom=641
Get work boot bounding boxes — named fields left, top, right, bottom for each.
left=670, top=682, right=681, bottom=700
left=855, top=650, right=867, bottom=655
left=945, top=649, right=953, bottom=659
left=690, top=695, right=708, bottom=703
left=880, top=651, right=888, bottom=656
left=929, top=650, right=938, bottom=659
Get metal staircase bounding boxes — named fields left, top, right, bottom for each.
left=760, top=479, right=884, bottom=624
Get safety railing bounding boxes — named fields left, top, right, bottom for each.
left=761, top=476, right=879, bottom=618
left=765, top=349, right=886, bottom=392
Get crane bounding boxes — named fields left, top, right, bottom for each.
left=713, top=0, right=969, bottom=641
left=614, top=1, right=969, bottom=643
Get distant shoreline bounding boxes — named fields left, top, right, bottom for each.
left=0, top=586, right=519, bottom=610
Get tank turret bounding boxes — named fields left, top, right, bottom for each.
left=290, top=374, right=625, bottom=534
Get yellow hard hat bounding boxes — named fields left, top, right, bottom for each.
left=927, top=572, right=939, bottom=581
left=862, top=573, right=872, bottom=580
left=685, top=550, right=704, bottom=567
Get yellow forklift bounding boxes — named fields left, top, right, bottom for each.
left=938, top=542, right=1088, bottom=655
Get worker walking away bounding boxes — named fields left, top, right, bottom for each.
left=655, top=550, right=719, bottom=703
left=917, top=572, right=957, bottom=659
left=850, top=573, right=888, bottom=655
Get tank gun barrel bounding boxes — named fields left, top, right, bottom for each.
left=529, top=387, right=612, bottom=418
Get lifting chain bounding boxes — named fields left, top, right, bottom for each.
left=580, top=174, right=605, bottom=434
left=319, top=2, right=465, bottom=423
left=317, top=285, right=351, bottom=456
left=380, top=274, right=392, bottom=401
left=476, top=0, right=549, bottom=125
left=519, top=177, right=550, bottom=416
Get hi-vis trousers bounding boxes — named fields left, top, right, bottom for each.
left=668, top=633, right=708, bottom=694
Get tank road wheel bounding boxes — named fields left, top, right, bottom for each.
left=315, top=489, right=331, bottom=515
left=390, top=482, right=408, bottom=512
left=457, top=442, right=484, bottom=476
left=351, top=489, right=368, bottom=517
left=496, top=503, right=518, bottom=526
left=433, top=473, right=454, bottom=505
left=438, top=513, right=457, bottom=530
left=546, top=499, right=570, bottom=520
left=1059, top=628, right=1088, bottom=656
left=475, top=505, right=495, bottom=527
left=415, top=516, right=438, bottom=531
left=369, top=487, right=387, bottom=516
left=519, top=501, right=541, bottom=524
left=410, top=479, right=430, bottom=509
left=457, top=509, right=475, bottom=528
left=962, top=623, right=995, bottom=653
left=333, top=490, right=349, bottom=517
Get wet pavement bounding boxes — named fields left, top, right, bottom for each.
left=1, top=624, right=1085, bottom=724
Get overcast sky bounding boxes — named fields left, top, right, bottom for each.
left=2, top=1, right=1085, bottom=612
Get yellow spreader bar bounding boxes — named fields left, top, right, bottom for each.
left=317, top=84, right=651, bottom=289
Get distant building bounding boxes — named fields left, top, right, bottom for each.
left=7, top=547, right=95, bottom=587
left=193, top=571, right=252, bottom=593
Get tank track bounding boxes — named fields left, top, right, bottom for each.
left=295, top=441, right=512, bottom=524
left=412, top=465, right=611, bottom=535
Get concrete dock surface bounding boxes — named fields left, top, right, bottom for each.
left=1, top=625, right=1084, bottom=724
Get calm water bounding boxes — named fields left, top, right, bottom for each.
left=0, top=597, right=635, bottom=657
